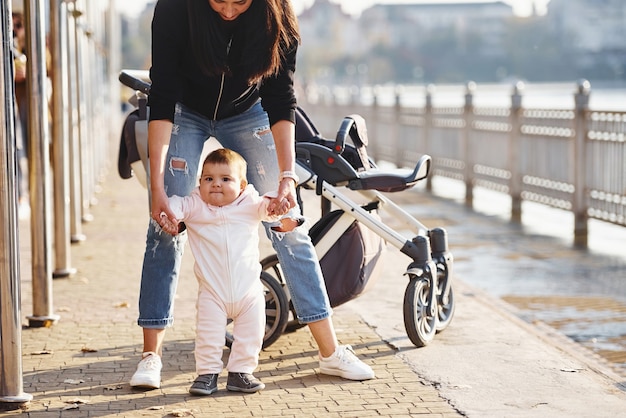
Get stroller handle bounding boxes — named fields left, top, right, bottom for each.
left=119, top=69, right=151, bottom=95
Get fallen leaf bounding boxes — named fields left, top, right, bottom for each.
left=448, top=384, right=472, bottom=390
left=63, top=379, right=84, bottom=385
left=30, top=350, right=53, bottom=355
left=105, top=385, right=123, bottom=391
left=169, top=409, right=194, bottom=417
left=560, top=368, right=584, bottom=373
left=148, top=406, right=165, bottom=411
left=114, top=301, right=130, bottom=308
left=81, top=347, right=98, bottom=353
left=64, top=398, right=89, bottom=404
left=62, top=404, right=80, bottom=410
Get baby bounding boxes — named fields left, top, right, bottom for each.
left=164, top=148, right=287, bottom=395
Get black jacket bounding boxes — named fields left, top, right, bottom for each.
left=148, top=0, right=297, bottom=126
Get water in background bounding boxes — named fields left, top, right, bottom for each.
left=431, top=176, right=626, bottom=378
left=329, top=81, right=626, bottom=111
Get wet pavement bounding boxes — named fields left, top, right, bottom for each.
left=388, top=177, right=626, bottom=378
left=501, top=294, right=626, bottom=374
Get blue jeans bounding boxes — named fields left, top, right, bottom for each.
left=138, top=101, right=332, bottom=328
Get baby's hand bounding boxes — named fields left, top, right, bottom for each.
left=159, top=213, right=180, bottom=236
left=268, top=197, right=290, bottom=217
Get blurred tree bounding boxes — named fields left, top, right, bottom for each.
left=120, top=9, right=152, bottom=71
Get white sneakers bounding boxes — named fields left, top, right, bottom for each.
left=130, top=345, right=373, bottom=389
left=129, top=352, right=162, bottom=389
left=319, top=345, right=375, bottom=381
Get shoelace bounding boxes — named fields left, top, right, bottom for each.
left=235, top=373, right=254, bottom=383
left=337, top=345, right=358, bottom=364
left=140, top=353, right=161, bottom=370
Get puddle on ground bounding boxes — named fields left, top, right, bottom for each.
left=502, top=295, right=626, bottom=377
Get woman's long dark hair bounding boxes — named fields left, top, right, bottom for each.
left=187, top=0, right=300, bottom=83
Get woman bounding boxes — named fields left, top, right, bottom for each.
left=129, top=0, right=375, bottom=389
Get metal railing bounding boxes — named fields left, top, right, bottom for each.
left=300, top=80, right=626, bottom=248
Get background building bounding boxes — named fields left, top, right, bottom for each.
left=121, top=1, right=626, bottom=86
left=295, top=0, right=625, bottom=85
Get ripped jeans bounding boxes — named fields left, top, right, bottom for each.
left=138, top=101, right=332, bottom=328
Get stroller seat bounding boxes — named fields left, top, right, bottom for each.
left=295, top=108, right=431, bottom=193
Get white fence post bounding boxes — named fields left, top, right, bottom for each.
left=463, top=82, right=475, bottom=207
left=573, top=80, right=591, bottom=247
left=370, top=86, right=380, bottom=158
left=425, top=85, right=434, bottom=192
left=394, top=85, right=403, bottom=167
left=509, top=82, right=524, bottom=223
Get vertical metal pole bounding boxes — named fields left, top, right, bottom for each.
left=24, top=0, right=60, bottom=328
left=89, top=1, right=108, bottom=188
left=89, top=2, right=106, bottom=185
left=573, top=79, right=590, bottom=248
left=463, top=81, right=475, bottom=208
left=75, top=0, right=93, bottom=224
left=67, top=0, right=86, bottom=242
left=509, top=81, right=524, bottom=223
left=79, top=1, right=92, bottom=215
left=0, top=0, right=33, bottom=404
left=50, top=0, right=75, bottom=277
left=107, top=0, right=122, bottom=163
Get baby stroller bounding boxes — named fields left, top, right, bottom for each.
left=118, top=70, right=455, bottom=349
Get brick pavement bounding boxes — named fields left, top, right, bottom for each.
left=6, top=171, right=462, bottom=417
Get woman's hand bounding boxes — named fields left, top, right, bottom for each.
left=268, top=120, right=297, bottom=216
left=147, top=120, right=178, bottom=234
left=268, top=177, right=297, bottom=216
left=151, top=187, right=179, bottom=235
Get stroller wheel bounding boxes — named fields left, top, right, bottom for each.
left=225, top=271, right=289, bottom=349
left=435, top=263, right=455, bottom=333
left=436, top=284, right=455, bottom=333
left=260, top=254, right=306, bottom=333
left=403, top=275, right=437, bottom=347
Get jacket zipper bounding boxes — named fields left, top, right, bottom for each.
left=220, top=208, right=235, bottom=303
left=213, top=38, right=233, bottom=120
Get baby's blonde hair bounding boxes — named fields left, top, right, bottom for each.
left=202, top=148, right=247, bottom=181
